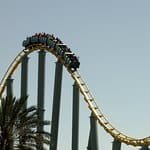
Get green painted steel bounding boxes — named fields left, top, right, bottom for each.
left=50, top=61, right=63, bottom=150
left=20, top=55, right=29, bottom=109
left=89, top=113, right=99, bottom=150
left=47, top=39, right=54, bottom=47
left=112, top=139, right=121, bottom=150
left=87, top=131, right=92, bottom=150
left=31, top=36, right=38, bottom=43
left=6, top=78, right=13, bottom=97
left=140, top=146, right=150, bottom=150
left=55, top=45, right=62, bottom=55
left=37, top=50, right=46, bottom=150
left=87, top=113, right=99, bottom=150
left=72, top=82, right=80, bottom=150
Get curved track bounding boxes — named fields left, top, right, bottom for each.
left=0, top=40, right=150, bottom=147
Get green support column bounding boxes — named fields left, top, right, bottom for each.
left=37, top=50, right=46, bottom=150
left=91, top=113, right=99, bottom=150
left=140, top=146, right=150, bottom=150
left=50, top=61, right=63, bottom=150
left=87, top=113, right=99, bottom=150
left=20, top=55, right=29, bottom=108
left=72, top=82, right=79, bottom=150
left=87, top=131, right=92, bottom=150
left=6, top=77, right=13, bottom=97
left=112, top=139, right=121, bottom=150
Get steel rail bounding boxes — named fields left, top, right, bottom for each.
left=0, top=44, right=149, bottom=147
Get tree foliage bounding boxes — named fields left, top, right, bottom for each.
left=0, top=96, right=51, bottom=150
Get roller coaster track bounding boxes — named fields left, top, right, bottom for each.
left=0, top=42, right=149, bottom=147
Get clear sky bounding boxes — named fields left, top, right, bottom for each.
left=0, top=0, right=150, bottom=150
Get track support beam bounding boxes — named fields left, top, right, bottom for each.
left=50, top=61, right=63, bottom=150
left=72, top=82, right=80, bottom=150
left=37, top=50, right=46, bottom=149
left=6, top=77, right=13, bottom=97
left=87, top=113, right=99, bottom=150
left=112, top=139, right=121, bottom=150
left=20, top=55, right=29, bottom=108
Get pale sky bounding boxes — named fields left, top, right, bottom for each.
left=0, top=0, right=150, bottom=149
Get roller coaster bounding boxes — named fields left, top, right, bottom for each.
left=0, top=33, right=149, bottom=149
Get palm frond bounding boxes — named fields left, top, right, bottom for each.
left=0, top=96, right=51, bottom=149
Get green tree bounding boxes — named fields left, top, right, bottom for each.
left=0, top=96, right=51, bottom=150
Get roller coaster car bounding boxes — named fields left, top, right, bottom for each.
left=69, top=60, right=80, bottom=71
left=73, top=58, right=80, bottom=69
left=55, top=45, right=64, bottom=55
left=22, top=33, right=80, bottom=71
left=67, top=54, right=80, bottom=71
left=22, top=38, right=30, bottom=48
left=57, top=44, right=68, bottom=51
left=55, top=37, right=63, bottom=44
left=30, top=36, right=38, bottom=44
left=47, top=38, right=55, bottom=48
